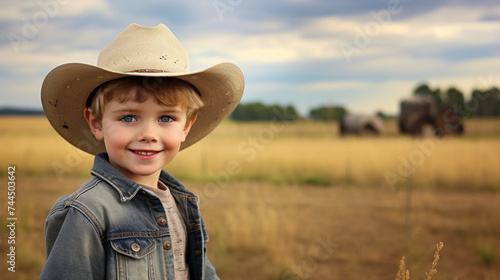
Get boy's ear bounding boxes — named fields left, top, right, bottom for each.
left=84, top=108, right=104, bottom=141
left=181, top=115, right=197, bottom=143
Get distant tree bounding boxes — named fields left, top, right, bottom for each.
left=469, top=87, right=500, bottom=117
left=445, top=87, right=465, bottom=108
left=0, top=107, right=44, bottom=116
left=309, top=106, right=347, bottom=121
left=283, top=105, right=299, bottom=120
left=469, top=89, right=486, bottom=117
left=413, top=83, right=444, bottom=109
left=483, top=87, right=500, bottom=117
left=230, top=102, right=299, bottom=121
left=376, top=110, right=388, bottom=119
left=414, top=84, right=432, bottom=96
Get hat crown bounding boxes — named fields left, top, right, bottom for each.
left=97, top=23, right=190, bottom=73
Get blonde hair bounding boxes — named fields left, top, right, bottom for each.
left=87, top=77, right=204, bottom=123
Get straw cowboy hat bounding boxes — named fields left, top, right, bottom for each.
left=41, top=23, right=244, bottom=155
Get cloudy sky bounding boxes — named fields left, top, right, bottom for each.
left=1, top=0, right=500, bottom=116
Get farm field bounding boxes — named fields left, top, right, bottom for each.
left=1, top=177, right=499, bottom=280
left=0, top=116, right=500, bottom=279
left=1, top=116, right=500, bottom=190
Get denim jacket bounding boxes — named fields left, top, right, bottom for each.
left=40, top=153, right=219, bottom=280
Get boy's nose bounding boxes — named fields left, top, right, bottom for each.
left=138, top=123, right=159, bottom=143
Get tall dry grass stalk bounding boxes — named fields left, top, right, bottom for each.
left=395, top=256, right=410, bottom=280
left=426, top=242, right=444, bottom=280
left=395, top=242, right=444, bottom=280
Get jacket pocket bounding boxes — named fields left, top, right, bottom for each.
left=110, top=237, right=157, bottom=279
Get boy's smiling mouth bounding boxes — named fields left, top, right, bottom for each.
left=129, top=149, right=162, bottom=157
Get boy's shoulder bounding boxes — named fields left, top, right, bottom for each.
left=48, top=176, right=122, bottom=217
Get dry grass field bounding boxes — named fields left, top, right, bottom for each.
left=1, top=116, right=500, bottom=190
left=1, top=116, right=500, bottom=279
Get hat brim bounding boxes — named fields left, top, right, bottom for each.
left=41, top=62, right=244, bottom=155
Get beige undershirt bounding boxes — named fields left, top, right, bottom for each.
left=143, top=182, right=189, bottom=280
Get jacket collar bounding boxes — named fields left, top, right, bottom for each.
left=90, top=153, right=196, bottom=202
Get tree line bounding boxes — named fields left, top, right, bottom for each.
left=229, top=83, right=500, bottom=121
left=229, top=102, right=348, bottom=122
left=413, top=83, right=500, bottom=117
left=230, top=103, right=300, bottom=122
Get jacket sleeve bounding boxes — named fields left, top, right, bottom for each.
left=204, top=255, right=221, bottom=280
left=40, top=206, right=105, bottom=280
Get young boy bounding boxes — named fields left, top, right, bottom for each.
left=39, top=23, right=244, bottom=279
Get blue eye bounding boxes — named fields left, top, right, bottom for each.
left=159, top=116, right=174, bottom=123
left=120, top=115, right=136, bottom=122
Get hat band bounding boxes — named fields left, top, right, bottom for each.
left=127, top=69, right=202, bottom=97
left=129, top=69, right=168, bottom=73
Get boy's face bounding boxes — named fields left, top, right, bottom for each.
left=86, top=92, right=194, bottom=187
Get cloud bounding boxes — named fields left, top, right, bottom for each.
left=0, top=0, right=110, bottom=24
left=58, top=0, right=109, bottom=16
left=1, top=0, right=500, bottom=117
left=186, top=27, right=344, bottom=67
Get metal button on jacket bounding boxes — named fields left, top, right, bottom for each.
left=163, top=241, right=171, bottom=250
left=131, top=243, right=141, bottom=252
left=157, top=217, right=167, bottom=226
